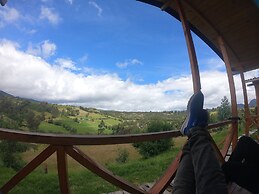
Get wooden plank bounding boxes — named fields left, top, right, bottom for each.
left=66, top=146, right=145, bottom=194
left=254, top=83, right=259, bottom=129
left=148, top=150, right=182, bottom=194
left=57, top=146, right=70, bottom=194
left=0, top=145, right=56, bottom=194
left=240, top=70, right=251, bottom=136
left=218, top=36, right=239, bottom=149
left=221, top=126, right=235, bottom=159
left=175, top=0, right=201, bottom=93
left=160, top=0, right=173, bottom=11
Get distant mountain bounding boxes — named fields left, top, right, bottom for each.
left=237, top=104, right=244, bottom=108
left=0, top=90, right=13, bottom=98
left=236, top=99, right=256, bottom=108
left=249, top=99, right=256, bottom=107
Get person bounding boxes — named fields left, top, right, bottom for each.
left=222, top=135, right=259, bottom=193
left=173, top=91, right=259, bottom=194
left=172, top=91, right=228, bottom=194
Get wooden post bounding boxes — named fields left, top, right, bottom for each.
left=240, top=70, right=251, bottom=136
left=57, top=146, right=70, bottom=194
left=253, top=81, right=259, bottom=129
left=175, top=0, right=201, bottom=93
left=218, top=36, right=239, bottom=149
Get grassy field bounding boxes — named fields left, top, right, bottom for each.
left=38, top=121, right=69, bottom=134
left=39, top=108, right=120, bottom=135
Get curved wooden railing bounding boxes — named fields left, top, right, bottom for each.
left=0, top=120, right=235, bottom=194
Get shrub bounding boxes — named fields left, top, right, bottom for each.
left=133, top=120, right=173, bottom=158
left=0, top=140, right=28, bottom=171
left=116, top=149, right=129, bottom=163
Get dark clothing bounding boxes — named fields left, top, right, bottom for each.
left=222, top=136, right=259, bottom=193
left=172, top=128, right=228, bottom=194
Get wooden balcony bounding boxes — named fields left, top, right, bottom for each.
left=0, top=0, right=258, bottom=193
left=0, top=120, right=235, bottom=194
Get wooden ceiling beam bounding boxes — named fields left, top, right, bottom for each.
left=182, top=0, right=241, bottom=71
left=160, top=0, right=173, bottom=11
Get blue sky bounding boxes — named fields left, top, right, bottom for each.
left=0, top=0, right=258, bottom=111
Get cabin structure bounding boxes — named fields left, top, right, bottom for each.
left=0, top=0, right=259, bottom=193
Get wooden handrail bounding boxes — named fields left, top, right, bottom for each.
left=0, top=121, right=232, bottom=145
left=0, top=120, right=233, bottom=194
left=0, top=128, right=181, bottom=145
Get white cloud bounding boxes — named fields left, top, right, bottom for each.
left=55, top=58, right=80, bottom=71
left=205, top=58, right=225, bottom=70
left=89, top=1, right=103, bottom=17
left=79, top=54, right=88, bottom=64
left=40, top=6, right=61, bottom=25
left=27, top=40, right=56, bottom=59
left=0, top=40, right=256, bottom=111
left=66, top=0, right=73, bottom=5
left=0, top=6, right=20, bottom=27
left=116, top=59, right=143, bottom=69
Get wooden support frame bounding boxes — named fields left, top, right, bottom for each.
left=218, top=36, right=239, bottom=149
left=0, top=145, right=56, bottom=194
left=175, top=0, right=201, bottom=93
left=253, top=82, right=259, bottom=129
left=66, top=146, right=145, bottom=194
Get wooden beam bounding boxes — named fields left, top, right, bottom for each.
left=183, top=1, right=240, bottom=63
left=0, top=120, right=232, bottom=146
left=66, top=146, right=145, bottom=194
left=160, top=0, right=173, bottom=11
left=175, top=0, right=201, bottom=93
left=253, top=83, right=259, bottom=129
left=218, top=36, right=239, bottom=149
left=221, top=126, right=235, bottom=158
left=0, top=145, right=56, bottom=194
left=240, top=70, right=251, bottom=136
left=57, top=146, right=70, bottom=194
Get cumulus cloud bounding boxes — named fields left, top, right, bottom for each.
left=116, top=59, right=143, bottom=69
left=0, top=39, right=257, bottom=111
left=55, top=58, right=80, bottom=71
left=0, top=6, right=20, bottom=27
left=40, top=6, right=61, bottom=25
left=89, top=1, right=103, bottom=17
left=27, top=40, right=56, bottom=59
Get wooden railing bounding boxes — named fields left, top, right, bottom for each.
left=0, top=120, right=234, bottom=194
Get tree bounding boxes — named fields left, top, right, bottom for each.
left=217, top=96, right=231, bottom=121
left=0, top=140, right=28, bottom=171
left=98, top=119, right=106, bottom=134
left=25, top=111, right=42, bottom=131
left=133, top=120, right=173, bottom=158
